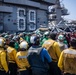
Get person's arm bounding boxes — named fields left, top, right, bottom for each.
left=54, top=42, right=61, bottom=59
left=58, top=51, right=64, bottom=71
left=1, top=52, right=8, bottom=72
left=41, top=48, right=52, bottom=63
left=12, top=49, right=17, bottom=62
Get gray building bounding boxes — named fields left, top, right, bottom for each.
left=0, top=0, right=56, bottom=33
left=48, top=0, right=69, bottom=27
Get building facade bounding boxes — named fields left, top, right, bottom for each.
left=48, top=0, right=69, bottom=28
left=0, top=0, right=56, bottom=33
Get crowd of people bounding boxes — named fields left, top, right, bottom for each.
left=0, top=31, right=76, bottom=75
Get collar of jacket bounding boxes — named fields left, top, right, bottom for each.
left=69, top=47, right=76, bottom=50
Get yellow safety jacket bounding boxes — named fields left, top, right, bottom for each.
left=0, top=48, right=8, bottom=72
left=42, top=39, right=61, bottom=62
left=16, top=51, right=30, bottom=71
left=58, top=47, right=76, bottom=74
left=7, top=46, right=17, bottom=63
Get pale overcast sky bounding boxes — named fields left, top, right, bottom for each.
left=62, top=0, right=76, bottom=20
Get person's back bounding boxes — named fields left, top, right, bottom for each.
left=16, top=51, right=30, bottom=71
left=6, top=40, right=17, bottom=75
left=28, top=35, right=52, bottom=75
left=63, top=49, right=76, bottom=74
left=42, top=39, right=61, bottom=62
left=16, top=41, right=30, bottom=75
left=58, top=38, right=76, bottom=75
left=42, top=33, right=61, bottom=75
left=7, top=46, right=17, bottom=63
left=28, top=46, right=49, bottom=70
left=0, top=38, right=8, bottom=75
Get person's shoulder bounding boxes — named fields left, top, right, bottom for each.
left=42, top=48, right=47, bottom=52
left=0, top=50, right=6, bottom=55
left=63, top=48, right=70, bottom=53
left=16, top=51, right=21, bottom=56
left=9, top=47, right=16, bottom=52
left=53, top=41, right=59, bottom=46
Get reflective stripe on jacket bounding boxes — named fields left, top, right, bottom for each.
left=16, top=51, right=30, bottom=71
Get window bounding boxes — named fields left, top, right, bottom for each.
left=17, top=8, right=26, bottom=31
left=29, top=10, right=36, bottom=23
left=29, top=24, right=36, bottom=31
left=19, top=19, right=25, bottom=29
left=30, top=12, right=34, bottom=21
left=17, top=18, right=25, bottom=30
left=19, top=10, right=25, bottom=17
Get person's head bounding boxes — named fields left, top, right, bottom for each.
left=43, top=31, right=49, bottom=36
left=50, top=33, right=57, bottom=40
left=58, top=34, right=64, bottom=42
left=9, top=40, right=15, bottom=47
left=0, top=38, right=5, bottom=48
left=30, top=35, right=40, bottom=45
left=5, top=38, right=10, bottom=45
left=19, top=33, right=24, bottom=38
left=43, top=31, right=50, bottom=38
left=70, top=38, right=76, bottom=49
left=19, top=41, right=28, bottom=51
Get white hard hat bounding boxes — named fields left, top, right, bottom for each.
left=58, top=35, right=64, bottom=40
left=0, top=38, right=4, bottom=47
left=30, top=36, right=36, bottom=44
left=19, top=41, right=28, bottom=49
left=44, top=31, right=49, bottom=36
left=30, top=35, right=39, bottom=44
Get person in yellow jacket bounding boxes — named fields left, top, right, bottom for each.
left=5, top=39, right=17, bottom=75
left=42, top=33, right=61, bottom=75
left=0, top=38, right=8, bottom=75
left=58, top=38, right=76, bottom=75
left=16, top=41, right=30, bottom=75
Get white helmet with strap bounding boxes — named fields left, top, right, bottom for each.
left=19, top=41, right=28, bottom=49
left=44, top=31, right=49, bottom=36
left=30, top=35, right=39, bottom=44
left=58, top=34, right=64, bottom=40
left=0, top=38, right=4, bottom=47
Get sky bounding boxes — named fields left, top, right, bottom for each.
left=61, top=0, right=76, bottom=20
